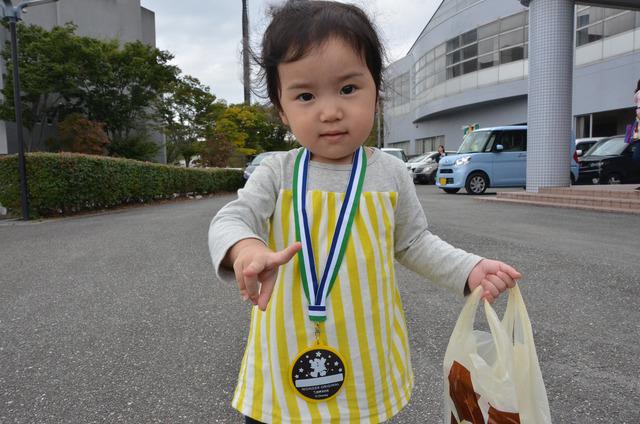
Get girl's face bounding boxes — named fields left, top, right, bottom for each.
left=277, top=38, right=377, bottom=164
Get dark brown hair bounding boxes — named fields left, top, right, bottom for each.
left=255, top=0, right=384, bottom=111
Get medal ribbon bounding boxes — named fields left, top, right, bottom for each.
left=292, top=147, right=367, bottom=322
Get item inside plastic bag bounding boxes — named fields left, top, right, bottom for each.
left=443, top=285, right=551, bottom=424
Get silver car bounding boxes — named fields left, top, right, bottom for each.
left=244, top=151, right=285, bottom=180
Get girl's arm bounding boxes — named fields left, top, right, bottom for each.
left=208, top=156, right=281, bottom=285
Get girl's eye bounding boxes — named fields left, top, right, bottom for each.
left=297, top=93, right=314, bottom=102
left=341, top=85, right=357, bottom=95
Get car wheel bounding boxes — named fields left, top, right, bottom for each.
left=465, top=172, right=488, bottom=195
left=443, top=188, right=460, bottom=194
left=605, top=173, right=623, bottom=184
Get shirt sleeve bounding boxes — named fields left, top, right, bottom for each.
left=392, top=164, right=482, bottom=297
left=208, top=156, right=281, bottom=284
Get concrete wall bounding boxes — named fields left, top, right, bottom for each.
left=141, top=7, right=156, bottom=47
left=24, top=0, right=143, bottom=43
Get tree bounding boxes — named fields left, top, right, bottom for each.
left=46, top=113, right=110, bottom=155
left=0, top=23, right=84, bottom=150
left=76, top=39, right=179, bottom=144
left=157, top=75, right=226, bottom=167
left=200, top=132, right=235, bottom=168
left=214, top=104, right=292, bottom=158
left=1, top=23, right=179, bottom=160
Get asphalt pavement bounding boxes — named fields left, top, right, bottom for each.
left=0, top=185, right=638, bottom=423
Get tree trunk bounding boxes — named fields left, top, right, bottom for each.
left=242, top=0, right=251, bottom=105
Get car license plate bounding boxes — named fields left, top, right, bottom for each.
left=439, top=177, right=447, bottom=185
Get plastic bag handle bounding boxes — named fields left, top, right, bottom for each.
left=446, top=287, right=513, bottom=370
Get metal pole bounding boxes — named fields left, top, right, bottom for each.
left=8, top=18, right=29, bottom=220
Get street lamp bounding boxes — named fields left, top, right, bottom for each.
left=1, top=0, right=59, bottom=220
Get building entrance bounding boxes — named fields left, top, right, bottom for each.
left=576, top=107, right=636, bottom=138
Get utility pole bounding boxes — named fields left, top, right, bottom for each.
left=0, top=0, right=61, bottom=219
left=242, top=0, right=251, bottom=105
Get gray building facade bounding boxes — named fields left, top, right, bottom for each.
left=383, top=0, right=640, bottom=156
left=0, top=0, right=164, bottom=161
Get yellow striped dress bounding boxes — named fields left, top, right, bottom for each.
left=209, top=148, right=482, bottom=423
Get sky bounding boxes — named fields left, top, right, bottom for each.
left=140, top=0, right=442, bottom=105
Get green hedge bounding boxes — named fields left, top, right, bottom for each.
left=0, top=152, right=244, bottom=218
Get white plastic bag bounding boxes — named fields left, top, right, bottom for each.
left=443, top=285, right=551, bottom=424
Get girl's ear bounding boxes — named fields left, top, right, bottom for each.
left=279, top=109, right=290, bottom=126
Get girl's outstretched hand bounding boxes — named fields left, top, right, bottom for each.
left=467, top=259, right=522, bottom=303
left=228, top=239, right=302, bottom=311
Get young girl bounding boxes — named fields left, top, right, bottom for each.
left=209, top=2, right=520, bottom=422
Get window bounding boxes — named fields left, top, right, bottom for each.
left=462, top=59, right=477, bottom=75
left=479, top=37, right=498, bottom=55
left=604, top=12, right=635, bottom=37
left=575, top=7, right=639, bottom=47
left=500, top=29, right=524, bottom=50
left=447, top=50, right=461, bottom=65
left=388, top=72, right=410, bottom=107
left=497, top=131, right=526, bottom=152
left=462, top=44, right=478, bottom=60
left=577, top=7, right=603, bottom=28
left=478, top=21, right=499, bottom=39
left=500, top=46, right=524, bottom=64
left=604, top=7, right=624, bottom=18
left=478, top=52, right=499, bottom=69
left=500, top=12, right=525, bottom=32
left=417, top=135, right=445, bottom=154
left=461, top=29, right=477, bottom=46
left=446, top=37, right=460, bottom=52
left=576, top=23, right=603, bottom=46
left=446, top=64, right=462, bottom=79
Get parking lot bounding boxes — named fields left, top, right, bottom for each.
left=1, top=186, right=638, bottom=423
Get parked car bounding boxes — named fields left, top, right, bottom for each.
left=381, top=147, right=408, bottom=163
left=575, top=137, right=604, bottom=158
left=436, top=126, right=579, bottom=194
left=406, top=153, right=431, bottom=171
left=411, top=150, right=457, bottom=184
left=577, top=135, right=640, bottom=184
left=243, top=151, right=285, bottom=180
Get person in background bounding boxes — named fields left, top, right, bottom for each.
left=435, top=144, right=446, bottom=163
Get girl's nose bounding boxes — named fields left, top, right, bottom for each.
left=319, top=101, right=343, bottom=122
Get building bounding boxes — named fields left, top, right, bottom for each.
left=0, top=0, right=165, bottom=162
left=383, top=0, right=640, bottom=157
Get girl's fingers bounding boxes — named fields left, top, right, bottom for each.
left=269, top=242, right=302, bottom=267
left=486, top=273, right=507, bottom=293
left=243, top=260, right=265, bottom=304
left=481, top=279, right=499, bottom=299
left=495, top=270, right=516, bottom=288
left=257, top=276, right=276, bottom=311
left=233, top=262, right=248, bottom=300
left=497, top=262, right=522, bottom=280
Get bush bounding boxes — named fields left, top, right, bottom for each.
left=47, top=113, right=110, bottom=155
left=0, top=152, right=243, bottom=218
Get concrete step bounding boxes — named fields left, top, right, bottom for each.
left=481, top=196, right=640, bottom=215
left=539, top=185, right=640, bottom=200
left=492, top=191, right=640, bottom=214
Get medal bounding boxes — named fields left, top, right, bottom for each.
left=289, top=324, right=348, bottom=402
left=290, top=147, right=367, bottom=402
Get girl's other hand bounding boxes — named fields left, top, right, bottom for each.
left=467, top=259, right=522, bottom=303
